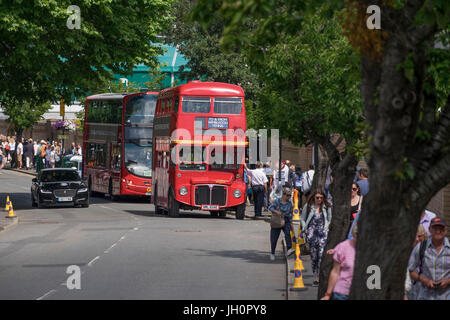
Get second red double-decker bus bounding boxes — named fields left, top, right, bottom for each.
left=152, top=81, right=247, bottom=219
left=83, top=91, right=157, bottom=199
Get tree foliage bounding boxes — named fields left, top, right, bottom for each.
left=0, top=0, right=174, bottom=133
left=165, top=0, right=262, bottom=128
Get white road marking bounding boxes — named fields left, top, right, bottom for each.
left=87, top=256, right=100, bottom=267
left=36, top=289, right=57, bottom=300
left=133, top=227, right=138, bottom=231
left=119, top=236, right=125, bottom=241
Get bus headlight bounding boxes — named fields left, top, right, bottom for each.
left=233, top=190, right=241, bottom=198
left=179, top=187, right=188, bottom=196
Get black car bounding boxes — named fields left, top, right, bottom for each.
left=31, top=168, right=89, bottom=208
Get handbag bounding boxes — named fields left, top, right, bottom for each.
left=270, top=213, right=285, bottom=229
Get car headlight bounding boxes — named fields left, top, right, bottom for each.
left=40, top=189, right=53, bottom=194
left=233, top=189, right=241, bottom=198
left=179, top=187, right=188, bottom=196
left=77, top=188, right=88, bottom=193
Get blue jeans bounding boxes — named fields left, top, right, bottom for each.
left=270, top=218, right=292, bottom=254
left=332, top=292, right=349, bottom=300
left=253, top=185, right=265, bottom=216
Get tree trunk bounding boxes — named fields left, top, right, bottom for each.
left=311, top=144, right=329, bottom=192
left=317, top=153, right=357, bottom=298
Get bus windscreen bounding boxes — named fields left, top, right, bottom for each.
left=213, top=97, right=242, bottom=114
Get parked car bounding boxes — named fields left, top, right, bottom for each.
left=31, top=168, right=89, bottom=208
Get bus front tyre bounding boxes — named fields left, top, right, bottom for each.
left=236, top=203, right=245, bottom=220
left=168, top=190, right=180, bottom=218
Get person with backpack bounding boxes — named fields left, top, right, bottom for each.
left=408, top=217, right=450, bottom=300
left=301, top=164, right=314, bottom=198
left=301, top=189, right=332, bottom=287
left=293, top=165, right=303, bottom=208
left=404, top=224, right=428, bottom=300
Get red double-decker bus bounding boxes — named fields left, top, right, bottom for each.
left=152, top=81, right=247, bottom=218
left=83, top=92, right=157, bottom=199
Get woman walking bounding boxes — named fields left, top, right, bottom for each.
left=268, top=187, right=295, bottom=261
left=301, top=189, right=332, bottom=286
left=321, top=225, right=358, bottom=300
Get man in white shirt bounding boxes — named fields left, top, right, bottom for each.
left=244, top=162, right=268, bottom=218
left=17, top=139, right=23, bottom=169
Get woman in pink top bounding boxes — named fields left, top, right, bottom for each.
left=321, top=225, right=357, bottom=300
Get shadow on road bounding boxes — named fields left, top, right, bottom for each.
left=185, top=248, right=285, bottom=265
left=123, top=209, right=238, bottom=220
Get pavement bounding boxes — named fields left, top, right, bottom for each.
left=0, top=169, right=289, bottom=300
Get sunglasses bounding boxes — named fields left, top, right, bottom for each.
left=352, top=188, right=358, bottom=191
left=315, top=196, right=323, bottom=199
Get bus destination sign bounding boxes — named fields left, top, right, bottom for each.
left=207, top=117, right=228, bottom=129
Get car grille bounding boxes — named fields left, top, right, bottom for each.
left=211, top=186, right=226, bottom=206
left=195, top=186, right=210, bottom=205
left=194, top=185, right=226, bottom=206
left=54, top=189, right=76, bottom=197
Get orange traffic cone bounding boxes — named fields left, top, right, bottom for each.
left=4, top=195, right=10, bottom=211
left=6, top=201, right=16, bottom=218
left=290, top=246, right=308, bottom=291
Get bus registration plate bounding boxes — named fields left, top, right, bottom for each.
left=201, top=205, right=219, bottom=210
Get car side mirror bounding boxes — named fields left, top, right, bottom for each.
left=32, top=178, right=37, bottom=183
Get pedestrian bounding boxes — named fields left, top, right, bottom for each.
left=17, top=138, right=23, bottom=169
left=264, top=162, right=273, bottom=209
left=350, top=182, right=363, bottom=232
left=408, top=217, right=450, bottom=300
left=321, top=225, right=358, bottom=300
left=293, top=165, right=303, bottom=208
left=45, top=144, right=51, bottom=168
left=36, top=140, right=46, bottom=173
left=33, top=140, right=39, bottom=168
left=77, top=144, right=82, bottom=156
left=301, top=164, right=314, bottom=198
left=9, top=137, right=16, bottom=168
left=356, top=168, right=369, bottom=196
left=419, top=209, right=437, bottom=237
left=244, top=162, right=268, bottom=218
left=49, top=146, right=56, bottom=168
left=301, top=189, right=332, bottom=287
left=405, top=224, right=428, bottom=300
left=269, top=187, right=295, bottom=261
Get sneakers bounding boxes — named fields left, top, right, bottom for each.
left=312, top=280, right=319, bottom=287
left=270, top=254, right=275, bottom=261
left=286, top=248, right=295, bottom=256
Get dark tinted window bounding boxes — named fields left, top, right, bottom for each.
left=88, top=99, right=122, bottom=123
left=125, top=94, right=157, bottom=124
left=182, top=97, right=210, bottom=113
left=40, top=170, right=80, bottom=182
left=214, top=97, right=242, bottom=114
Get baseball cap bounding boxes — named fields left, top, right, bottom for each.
left=430, top=217, right=447, bottom=228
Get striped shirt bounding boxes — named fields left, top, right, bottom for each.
left=408, top=238, right=450, bottom=300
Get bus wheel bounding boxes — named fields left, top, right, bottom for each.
left=168, top=189, right=180, bottom=217
left=236, top=203, right=245, bottom=220
left=108, top=180, right=116, bottom=201
left=154, top=187, right=163, bottom=215
left=210, top=211, right=218, bottom=218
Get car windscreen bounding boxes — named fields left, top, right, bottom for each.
left=40, top=170, right=80, bottom=182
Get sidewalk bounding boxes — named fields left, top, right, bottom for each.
left=3, top=167, right=37, bottom=177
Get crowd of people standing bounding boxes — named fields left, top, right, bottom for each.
left=0, top=135, right=82, bottom=173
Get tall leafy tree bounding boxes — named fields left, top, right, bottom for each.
left=165, top=0, right=262, bottom=128
left=192, top=0, right=450, bottom=299
left=0, top=0, right=174, bottom=134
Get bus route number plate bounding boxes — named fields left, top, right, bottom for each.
left=207, top=117, right=228, bottom=129
left=201, top=205, right=219, bottom=210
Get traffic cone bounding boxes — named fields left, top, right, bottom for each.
left=290, top=246, right=307, bottom=291
left=6, top=201, right=16, bottom=218
left=298, top=220, right=305, bottom=245
left=4, top=195, right=10, bottom=211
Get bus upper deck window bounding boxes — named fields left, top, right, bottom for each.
left=182, top=97, right=211, bottom=113
left=214, top=97, right=242, bottom=114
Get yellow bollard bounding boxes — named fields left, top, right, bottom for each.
left=4, top=195, right=10, bottom=211
left=6, top=201, right=16, bottom=218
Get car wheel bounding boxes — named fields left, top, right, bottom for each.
left=37, top=194, right=44, bottom=209
left=236, top=203, right=245, bottom=220
left=167, top=189, right=180, bottom=218
left=31, top=193, right=37, bottom=207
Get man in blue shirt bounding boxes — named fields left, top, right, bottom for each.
left=356, top=168, right=369, bottom=196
